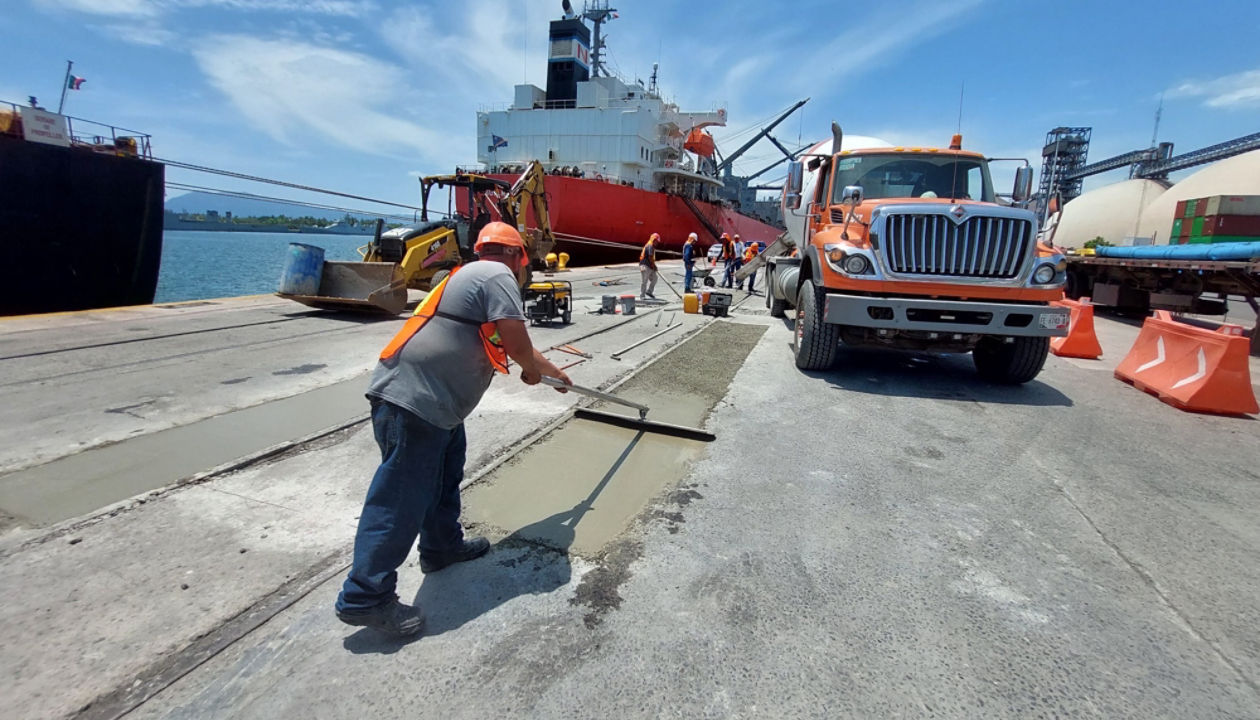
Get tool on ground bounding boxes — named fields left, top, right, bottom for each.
left=541, top=376, right=715, bottom=442
left=551, top=343, right=593, bottom=358
left=611, top=323, right=679, bottom=360
left=558, top=358, right=587, bottom=371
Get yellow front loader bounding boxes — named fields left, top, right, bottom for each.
left=278, top=161, right=558, bottom=314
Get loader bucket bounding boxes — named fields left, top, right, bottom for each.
left=277, top=261, right=408, bottom=315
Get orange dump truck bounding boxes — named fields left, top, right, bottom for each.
left=765, top=126, right=1068, bottom=383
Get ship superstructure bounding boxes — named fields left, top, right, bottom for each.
left=463, top=2, right=793, bottom=259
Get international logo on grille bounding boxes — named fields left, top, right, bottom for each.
left=950, top=205, right=967, bottom=222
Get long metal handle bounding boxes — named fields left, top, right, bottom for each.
left=541, top=376, right=649, bottom=417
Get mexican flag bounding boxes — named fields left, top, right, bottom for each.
left=67, top=75, right=86, bottom=90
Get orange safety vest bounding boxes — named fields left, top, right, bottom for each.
left=378, top=266, right=509, bottom=373
left=639, top=239, right=656, bottom=264
left=721, top=238, right=734, bottom=260
left=743, top=245, right=758, bottom=263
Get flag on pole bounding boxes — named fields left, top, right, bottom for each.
left=67, top=75, right=86, bottom=90
left=491, top=134, right=508, bottom=149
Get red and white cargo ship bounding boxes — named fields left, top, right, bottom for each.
left=458, top=2, right=786, bottom=262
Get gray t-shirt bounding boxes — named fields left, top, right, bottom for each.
left=367, top=261, right=525, bottom=428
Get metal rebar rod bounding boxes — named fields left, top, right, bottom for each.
left=610, top=323, right=679, bottom=360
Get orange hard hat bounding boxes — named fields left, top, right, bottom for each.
left=474, top=221, right=525, bottom=252
left=721, top=232, right=731, bottom=240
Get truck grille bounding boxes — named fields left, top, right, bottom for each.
left=883, top=214, right=1032, bottom=278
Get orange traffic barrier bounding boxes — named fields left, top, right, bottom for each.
left=1050, top=297, right=1103, bottom=359
left=1114, top=311, right=1258, bottom=415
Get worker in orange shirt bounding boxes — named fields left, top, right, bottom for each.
left=742, top=240, right=760, bottom=293
left=639, top=232, right=659, bottom=300
left=719, top=232, right=737, bottom=288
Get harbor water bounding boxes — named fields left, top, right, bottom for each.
left=154, top=231, right=371, bottom=304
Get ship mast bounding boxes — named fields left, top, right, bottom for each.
left=582, top=1, right=618, bottom=78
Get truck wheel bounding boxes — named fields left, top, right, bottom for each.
left=769, top=295, right=787, bottom=318
left=793, top=279, right=839, bottom=370
left=430, top=269, right=450, bottom=289
left=973, top=336, right=1049, bottom=384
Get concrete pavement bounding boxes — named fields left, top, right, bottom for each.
left=2, top=262, right=1259, bottom=719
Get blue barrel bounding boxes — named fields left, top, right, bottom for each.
left=278, top=243, right=325, bottom=295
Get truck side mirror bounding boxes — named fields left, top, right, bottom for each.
left=783, top=160, right=804, bottom=210
left=841, top=185, right=864, bottom=205
left=1012, top=166, right=1033, bottom=203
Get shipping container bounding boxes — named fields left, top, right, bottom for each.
left=1191, top=216, right=1205, bottom=236
left=1201, top=195, right=1260, bottom=217
left=1175, top=199, right=1188, bottom=219
left=1171, top=218, right=1183, bottom=239
left=1201, top=214, right=1260, bottom=237
left=1208, top=235, right=1260, bottom=244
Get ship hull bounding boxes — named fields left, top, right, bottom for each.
left=467, top=174, right=782, bottom=263
left=1, top=136, right=164, bottom=315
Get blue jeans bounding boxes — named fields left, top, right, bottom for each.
left=747, top=269, right=756, bottom=292
left=722, top=260, right=735, bottom=288
left=684, top=262, right=694, bottom=292
left=336, top=400, right=467, bottom=613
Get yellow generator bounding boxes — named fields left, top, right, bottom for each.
left=523, top=280, right=573, bottom=325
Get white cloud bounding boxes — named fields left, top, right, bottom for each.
left=191, top=34, right=455, bottom=159
left=1167, top=68, right=1260, bottom=109
left=100, top=20, right=177, bottom=45
left=33, top=0, right=158, bottom=16
left=378, top=3, right=545, bottom=101
left=34, top=0, right=374, bottom=17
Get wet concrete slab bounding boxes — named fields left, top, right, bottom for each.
left=464, top=322, right=768, bottom=556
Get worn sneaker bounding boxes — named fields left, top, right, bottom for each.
left=419, top=536, right=491, bottom=573
left=336, top=598, right=426, bottom=637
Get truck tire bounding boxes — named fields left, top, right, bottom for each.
left=430, top=269, right=450, bottom=289
left=793, top=279, right=839, bottom=370
left=973, top=336, right=1049, bottom=384
left=769, top=295, right=787, bottom=318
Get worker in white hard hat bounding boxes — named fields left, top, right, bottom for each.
left=336, top=221, right=571, bottom=638
left=682, top=232, right=701, bottom=292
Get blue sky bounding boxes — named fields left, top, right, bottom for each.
left=4, top=0, right=1258, bottom=217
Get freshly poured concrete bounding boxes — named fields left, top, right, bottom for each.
left=465, top=394, right=709, bottom=555
left=465, top=322, right=768, bottom=555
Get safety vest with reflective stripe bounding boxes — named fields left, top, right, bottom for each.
left=743, top=245, right=758, bottom=263
left=639, top=239, right=656, bottom=267
left=378, top=267, right=509, bottom=373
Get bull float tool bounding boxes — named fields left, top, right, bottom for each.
left=541, top=376, right=715, bottom=442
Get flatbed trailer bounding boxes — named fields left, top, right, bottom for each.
left=1064, top=254, right=1260, bottom=355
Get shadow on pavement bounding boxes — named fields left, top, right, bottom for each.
left=794, top=342, right=1075, bottom=407
left=344, top=431, right=647, bottom=652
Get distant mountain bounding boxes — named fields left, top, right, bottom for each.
left=164, top=191, right=385, bottom=223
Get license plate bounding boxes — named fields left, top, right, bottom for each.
left=1040, top=312, right=1069, bottom=329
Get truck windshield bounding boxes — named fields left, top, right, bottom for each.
left=831, top=153, right=994, bottom=203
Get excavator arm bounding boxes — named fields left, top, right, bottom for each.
left=501, top=160, right=556, bottom=268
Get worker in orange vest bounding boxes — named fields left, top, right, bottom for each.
left=639, top=232, right=659, bottom=300
left=336, top=221, right=571, bottom=637
left=742, top=240, right=760, bottom=293
left=719, top=232, right=737, bottom=288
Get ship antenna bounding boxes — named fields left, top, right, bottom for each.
left=649, top=62, right=658, bottom=94
left=582, top=1, right=618, bottom=78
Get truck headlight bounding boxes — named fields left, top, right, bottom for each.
left=1032, top=263, right=1057, bottom=284
left=842, top=254, right=871, bottom=275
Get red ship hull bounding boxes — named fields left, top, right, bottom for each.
left=459, top=174, right=782, bottom=264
